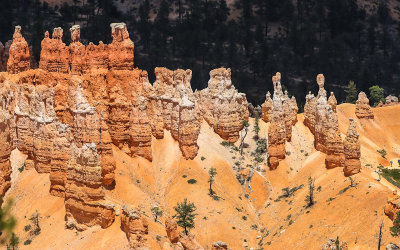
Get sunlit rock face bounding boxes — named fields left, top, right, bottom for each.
left=7, top=26, right=30, bottom=74
left=69, top=25, right=86, bottom=75
left=120, top=206, right=149, bottom=249
left=267, top=73, right=298, bottom=169
left=261, top=91, right=273, bottom=123
left=65, top=143, right=115, bottom=231
left=355, top=92, right=374, bottom=119
left=304, top=74, right=345, bottom=169
left=108, top=23, right=134, bottom=70
left=198, top=68, right=249, bottom=143
left=39, top=28, right=70, bottom=73
left=343, top=118, right=361, bottom=176
left=0, top=81, right=13, bottom=196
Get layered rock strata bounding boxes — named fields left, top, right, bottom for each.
left=0, top=82, right=13, bottom=196
left=65, top=143, right=115, bottom=230
left=121, top=206, right=149, bottom=249
left=355, top=92, right=374, bottom=119
left=7, top=26, right=30, bottom=74
left=199, top=68, right=249, bottom=142
left=261, top=91, right=273, bottom=123
left=304, top=74, right=345, bottom=169
left=385, top=191, right=400, bottom=221
left=343, top=118, right=361, bottom=176
left=267, top=73, right=298, bottom=169
left=39, top=28, right=69, bottom=73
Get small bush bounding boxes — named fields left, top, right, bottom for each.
left=18, top=165, right=24, bottom=173
left=391, top=211, right=400, bottom=236
left=201, top=156, right=206, bottom=161
left=156, top=235, right=162, bottom=241
left=251, top=224, right=258, bottom=230
left=24, top=224, right=31, bottom=232
left=24, top=239, right=32, bottom=245
left=221, top=141, right=234, bottom=147
left=182, top=175, right=187, bottom=178
left=377, top=148, right=387, bottom=159
left=242, top=215, right=247, bottom=220
left=187, top=179, right=197, bottom=184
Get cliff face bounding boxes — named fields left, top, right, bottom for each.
left=199, top=68, right=249, bottom=143
left=0, top=81, right=13, bottom=196
left=0, top=23, right=253, bottom=236
left=65, top=143, right=115, bottom=230
left=121, top=206, right=149, bottom=249
left=355, top=92, right=374, bottom=119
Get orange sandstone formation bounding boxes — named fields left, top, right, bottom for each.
left=0, top=83, right=13, bottom=196
left=199, top=68, right=249, bottom=142
left=267, top=73, right=298, bottom=169
left=40, top=28, right=70, bottom=73
left=385, top=95, right=399, bottom=106
left=108, top=23, right=134, bottom=70
left=261, top=91, right=273, bottom=123
left=355, top=92, right=374, bottom=119
left=305, top=74, right=345, bottom=169
left=165, top=217, right=203, bottom=249
left=328, top=92, right=337, bottom=112
left=65, top=143, right=115, bottom=230
left=385, top=191, right=400, bottom=221
left=49, top=122, right=71, bottom=197
left=268, top=75, right=287, bottom=169
left=343, top=118, right=361, bottom=176
left=85, top=41, right=109, bottom=71
left=120, top=206, right=149, bottom=249
left=69, top=25, right=86, bottom=75
left=303, top=91, right=317, bottom=133
left=7, top=26, right=30, bottom=74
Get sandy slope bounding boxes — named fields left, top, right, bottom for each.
left=3, top=104, right=400, bottom=249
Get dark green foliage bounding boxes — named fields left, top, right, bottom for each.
left=23, top=239, right=32, bottom=245
left=18, top=165, right=24, bottom=173
left=381, top=169, right=400, bottom=188
left=369, top=85, right=385, bottom=107
left=208, top=167, right=217, bottom=196
left=8, top=233, right=19, bottom=250
left=345, top=81, right=357, bottom=104
left=0, top=199, right=16, bottom=245
left=151, top=206, right=163, bottom=222
left=278, top=184, right=304, bottom=199
left=174, top=199, right=197, bottom=235
left=391, top=211, right=400, bottom=236
left=24, top=224, right=31, bottom=232
left=29, top=212, right=40, bottom=236
left=187, top=179, right=197, bottom=184
left=377, top=148, right=387, bottom=159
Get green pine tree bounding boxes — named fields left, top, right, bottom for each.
left=208, top=167, right=217, bottom=196
left=345, top=81, right=357, bottom=104
left=369, top=85, right=385, bottom=107
left=174, top=199, right=197, bottom=235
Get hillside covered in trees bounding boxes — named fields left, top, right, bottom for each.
left=1, top=0, right=400, bottom=107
